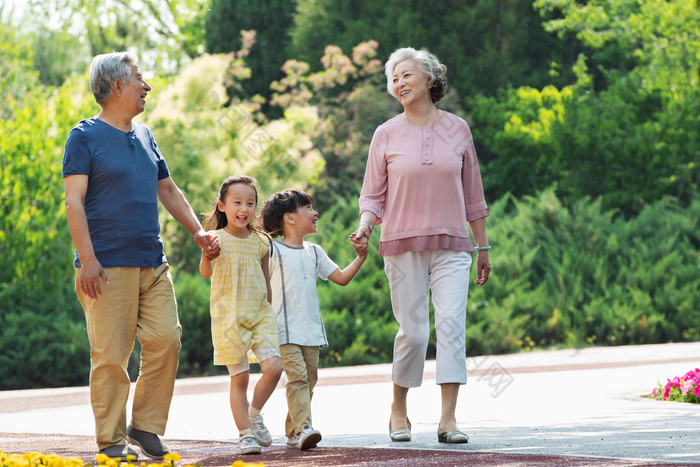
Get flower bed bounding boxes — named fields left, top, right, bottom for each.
left=0, top=451, right=264, bottom=467
left=646, top=368, right=700, bottom=403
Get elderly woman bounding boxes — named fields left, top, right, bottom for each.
left=353, top=47, right=491, bottom=443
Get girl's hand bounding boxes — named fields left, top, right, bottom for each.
left=203, top=232, right=220, bottom=261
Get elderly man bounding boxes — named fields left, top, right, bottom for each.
left=62, top=52, right=216, bottom=461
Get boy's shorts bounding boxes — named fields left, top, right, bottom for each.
left=226, top=346, right=281, bottom=376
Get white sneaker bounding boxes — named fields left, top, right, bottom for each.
left=286, top=432, right=300, bottom=449
left=238, top=435, right=261, bottom=455
left=249, top=415, right=272, bottom=447
left=298, top=425, right=322, bottom=450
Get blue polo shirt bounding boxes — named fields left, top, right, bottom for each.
left=62, top=117, right=169, bottom=268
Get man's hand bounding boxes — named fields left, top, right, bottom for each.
left=196, top=230, right=220, bottom=261
left=80, top=258, right=109, bottom=299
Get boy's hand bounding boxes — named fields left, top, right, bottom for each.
left=349, top=233, right=369, bottom=257
left=349, top=231, right=368, bottom=245
left=353, top=242, right=369, bottom=257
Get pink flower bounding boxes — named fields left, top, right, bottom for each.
left=667, top=376, right=681, bottom=389
left=652, top=387, right=659, bottom=396
left=682, top=381, right=691, bottom=396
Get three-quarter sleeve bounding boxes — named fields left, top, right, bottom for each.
left=461, top=125, right=489, bottom=221
left=358, top=125, right=389, bottom=223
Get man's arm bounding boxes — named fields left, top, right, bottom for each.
left=157, top=176, right=216, bottom=255
left=64, top=174, right=109, bottom=299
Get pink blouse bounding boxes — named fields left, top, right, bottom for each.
left=359, top=112, right=488, bottom=256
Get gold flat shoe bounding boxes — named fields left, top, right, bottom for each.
left=437, top=424, right=469, bottom=443
left=389, top=417, right=412, bottom=442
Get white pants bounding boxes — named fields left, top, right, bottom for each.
left=384, top=250, right=472, bottom=387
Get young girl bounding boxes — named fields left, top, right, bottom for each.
left=261, top=189, right=368, bottom=450
left=200, top=175, right=283, bottom=455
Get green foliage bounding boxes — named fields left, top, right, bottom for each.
left=471, top=0, right=699, bottom=216
left=0, top=24, right=41, bottom=118
left=205, top=0, right=297, bottom=104
left=0, top=71, right=96, bottom=389
left=24, top=0, right=210, bottom=77
left=0, top=309, right=90, bottom=389
left=270, top=41, right=397, bottom=211
left=290, top=0, right=576, bottom=101
left=467, top=188, right=700, bottom=353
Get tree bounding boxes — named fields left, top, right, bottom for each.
left=269, top=41, right=398, bottom=211
left=471, top=0, right=699, bottom=215
left=205, top=0, right=297, bottom=108
left=289, top=0, right=577, bottom=102
left=23, top=0, right=209, bottom=80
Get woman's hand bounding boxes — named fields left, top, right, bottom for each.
left=473, top=251, right=491, bottom=286
left=349, top=232, right=369, bottom=257
left=353, top=224, right=372, bottom=243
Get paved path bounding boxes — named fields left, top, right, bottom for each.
left=2, top=342, right=700, bottom=466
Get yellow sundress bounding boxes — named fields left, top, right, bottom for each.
left=209, top=229, right=278, bottom=365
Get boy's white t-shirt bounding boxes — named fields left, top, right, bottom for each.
left=269, top=241, right=339, bottom=346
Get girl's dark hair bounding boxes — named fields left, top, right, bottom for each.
left=203, top=175, right=261, bottom=232
left=261, top=189, right=314, bottom=238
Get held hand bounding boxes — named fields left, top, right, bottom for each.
left=202, top=232, right=220, bottom=261
left=351, top=225, right=372, bottom=245
left=350, top=233, right=369, bottom=257
left=473, top=251, right=491, bottom=286
left=194, top=229, right=213, bottom=252
left=349, top=231, right=369, bottom=245
left=80, top=259, right=109, bottom=300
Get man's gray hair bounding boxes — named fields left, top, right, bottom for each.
left=385, top=47, right=447, bottom=104
left=89, top=52, right=138, bottom=105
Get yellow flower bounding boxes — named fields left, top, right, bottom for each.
left=95, top=453, right=111, bottom=465
left=162, top=454, right=181, bottom=463
left=230, top=461, right=266, bottom=467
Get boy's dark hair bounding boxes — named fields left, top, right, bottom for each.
left=261, top=189, right=313, bottom=238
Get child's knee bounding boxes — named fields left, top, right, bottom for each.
left=264, top=356, right=283, bottom=379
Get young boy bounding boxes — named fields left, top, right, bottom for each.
left=261, top=189, right=368, bottom=450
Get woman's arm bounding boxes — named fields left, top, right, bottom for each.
left=354, top=211, right=378, bottom=242
left=468, top=217, right=491, bottom=286
left=355, top=126, right=387, bottom=241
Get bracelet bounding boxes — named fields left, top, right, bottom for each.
left=474, top=246, right=491, bottom=251
left=360, top=222, right=374, bottom=233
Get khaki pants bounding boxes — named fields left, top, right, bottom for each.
left=75, top=263, right=181, bottom=449
left=280, top=344, right=319, bottom=436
